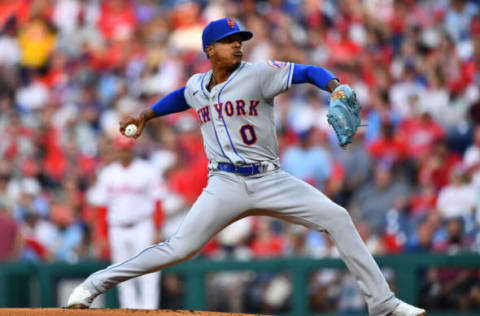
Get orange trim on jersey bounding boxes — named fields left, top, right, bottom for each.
left=267, top=60, right=287, bottom=69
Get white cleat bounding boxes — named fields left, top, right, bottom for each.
left=66, top=284, right=97, bottom=309
left=389, top=301, right=426, bottom=316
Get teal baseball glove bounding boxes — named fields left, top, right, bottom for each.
left=327, top=84, right=362, bottom=148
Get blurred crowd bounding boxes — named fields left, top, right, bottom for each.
left=0, top=0, right=480, bottom=313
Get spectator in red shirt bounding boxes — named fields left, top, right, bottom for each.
left=368, top=121, right=407, bottom=165
left=397, top=96, right=445, bottom=162
left=0, top=199, right=22, bottom=261
left=250, top=218, right=285, bottom=258
left=418, top=139, right=462, bottom=190
left=166, top=121, right=208, bottom=204
left=410, top=182, right=437, bottom=217
left=0, top=1, right=31, bottom=27
left=98, top=0, right=137, bottom=42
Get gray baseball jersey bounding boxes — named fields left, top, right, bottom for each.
left=75, top=60, right=401, bottom=315
left=184, top=60, right=294, bottom=164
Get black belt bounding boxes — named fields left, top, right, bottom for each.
left=112, top=215, right=150, bottom=228
left=217, top=162, right=261, bottom=175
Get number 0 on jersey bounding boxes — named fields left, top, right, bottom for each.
left=240, top=124, right=257, bottom=145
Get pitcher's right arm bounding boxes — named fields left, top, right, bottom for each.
left=119, top=87, right=190, bottom=138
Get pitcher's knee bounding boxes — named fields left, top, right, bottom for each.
left=324, top=205, right=353, bottom=231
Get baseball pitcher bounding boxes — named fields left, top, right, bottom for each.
left=68, top=18, right=425, bottom=316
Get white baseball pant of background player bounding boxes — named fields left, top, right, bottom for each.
left=88, top=155, right=162, bottom=309
left=69, top=60, right=409, bottom=316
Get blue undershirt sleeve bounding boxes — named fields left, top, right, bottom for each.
left=151, top=87, right=190, bottom=116
left=291, top=64, right=337, bottom=90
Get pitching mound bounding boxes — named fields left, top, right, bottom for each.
left=0, top=309, right=265, bottom=316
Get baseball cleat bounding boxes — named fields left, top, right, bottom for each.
left=66, top=284, right=97, bottom=308
left=389, top=301, right=426, bottom=316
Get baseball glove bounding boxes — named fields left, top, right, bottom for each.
left=327, top=84, right=362, bottom=148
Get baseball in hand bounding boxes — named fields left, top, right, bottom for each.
left=124, top=124, right=137, bottom=137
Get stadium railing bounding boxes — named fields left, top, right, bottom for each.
left=0, top=253, right=479, bottom=316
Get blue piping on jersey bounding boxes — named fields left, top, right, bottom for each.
left=200, top=72, right=209, bottom=98
left=217, top=62, right=247, bottom=164
left=91, top=241, right=166, bottom=278
left=211, top=120, right=234, bottom=163
left=90, top=218, right=187, bottom=282
left=202, top=71, right=234, bottom=164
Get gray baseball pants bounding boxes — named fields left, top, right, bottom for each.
left=85, top=169, right=400, bottom=315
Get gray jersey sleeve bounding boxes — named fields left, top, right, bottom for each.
left=256, top=60, right=294, bottom=100
left=184, top=74, right=201, bottom=108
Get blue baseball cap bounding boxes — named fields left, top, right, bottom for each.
left=202, top=18, right=253, bottom=51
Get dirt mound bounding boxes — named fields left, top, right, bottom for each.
left=0, top=309, right=266, bottom=316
